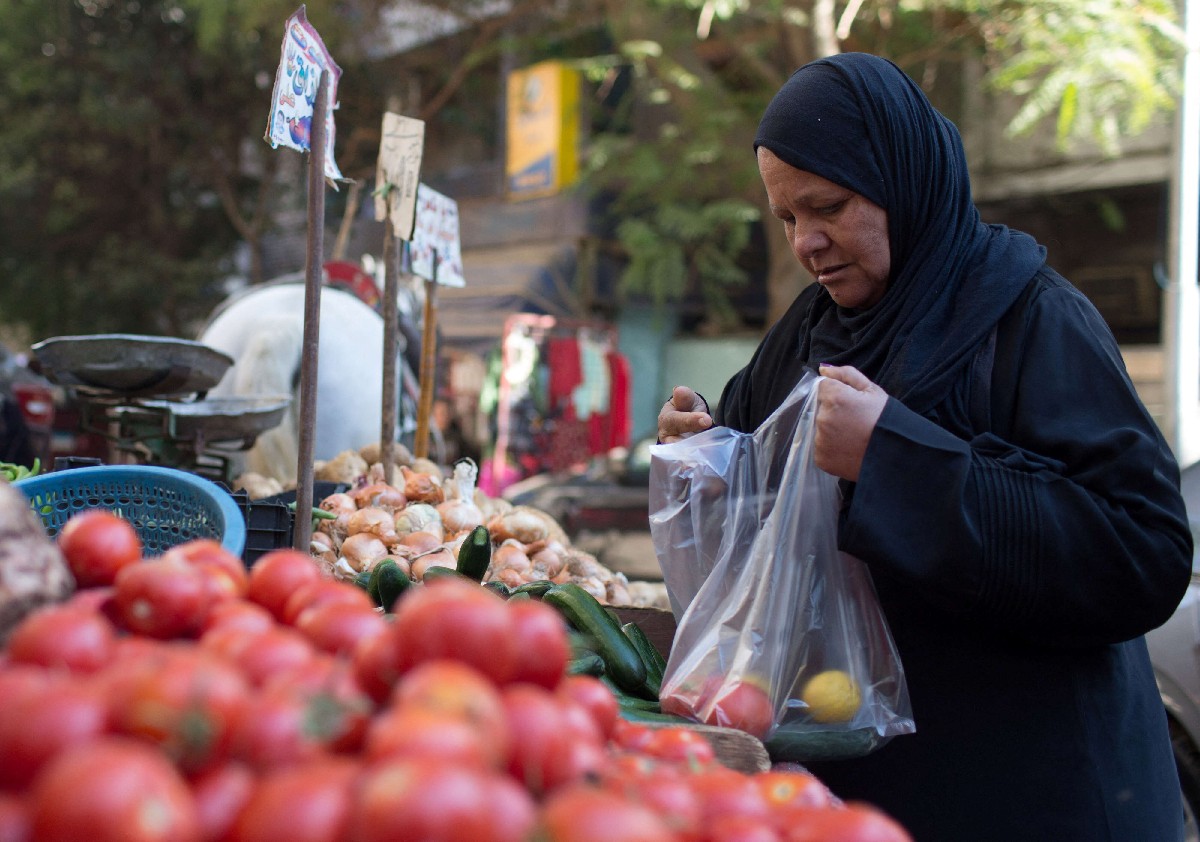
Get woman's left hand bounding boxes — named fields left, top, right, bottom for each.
left=815, top=364, right=889, bottom=482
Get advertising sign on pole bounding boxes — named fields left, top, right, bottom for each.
left=374, top=113, right=425, bottom=240
left=506, top=60, right=580, bottom=200
left=410, top=183, right=465, bottom=288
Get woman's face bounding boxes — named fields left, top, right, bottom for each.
left=758, top=147, right=891, bottom=310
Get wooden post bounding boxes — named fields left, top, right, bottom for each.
left=292, top=73, right=329, bottom=552
left=413, top=250, right=439, bottom=459
left=379, top=227, right=399, bottom=485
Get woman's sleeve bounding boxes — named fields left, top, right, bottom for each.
left=841, top=284, right=1193, bottom=647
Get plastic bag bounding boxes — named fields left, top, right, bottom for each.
left=648, top=372, right=915, bottom=761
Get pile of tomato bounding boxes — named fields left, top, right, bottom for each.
left=0, top=510, right=912, bottom=842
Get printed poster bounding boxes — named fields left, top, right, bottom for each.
left=264, top=5, right=345, bottom=182
left=410, top=184, right=465, bottom=288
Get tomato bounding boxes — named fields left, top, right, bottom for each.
left=260, top=655, right=372, bottom=754
left=113, top=558, right=212, bottom=639
left=686, top=766, right=771, bottom=827
left=200, top=600, right=276, bottom=637
left=784, top=802, right=914, bottom=842
left=704, top=679, right=775, bottom=740
left=0, top=678, right=108, bottom=791
left=162, top=540, right=248, bottom=598
left=246, top=550, right=323, bottom=621
left=294, top=601, right=386, bottom=656
left=501, top=683, right=579, bottom=796
left=228, top=626, right=317, bottom=687
left=280, top=577, right=373, bottom=627
left=188, top=761, right=255, bottom=842
left=611, top=718, right=656, bottom=753
left=537, top=783, right=680, bottom=842
left=391, top=659, right=508, bottom=732
left=228, top=757, right=358, bottom=842
left=627, top=769, right=704, bottom=842
left=708, top=815, right=782, bottom=842
left=754, top=770, right=834, bottom=814
left=556, top=674, right=619, bottom=740
left=389, top=577, right=518, bottom=685
left=351, top=758, right=530, bottom=842
left=56, top=509, right=143, bottom=588
left=0, top=793, right=30, bottom=842
left=507, top=598, right=571, bottom=689
left=351, top=630, right=401, bottom=705
left=364, top=706, right=502, bottom=769
left=110, top=647, right=250, bottom=773
left=645, top=727, right=717, bottom=768
left=5, top=604, right=116, bottom=674
left=28, top=736, right=201, bottom=842
left=227, top=687, right=335, bottom=770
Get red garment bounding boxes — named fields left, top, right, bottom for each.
left=606, top=351, right=631, bottom=449
left=546, top=337, right=582, bottom=409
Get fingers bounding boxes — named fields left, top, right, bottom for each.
left=670, top=385, right=709, bottom=414
left=658, top=386, right=713, bottom=443
left=817, top=363, right=873, bottom=391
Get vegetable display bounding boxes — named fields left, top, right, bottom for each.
left=0, top=507, right=916, bottom=842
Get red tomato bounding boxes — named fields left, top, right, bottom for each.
left=351, top=630, right=401, bottom=705
left=5, top=604, right=116, bottom=674
left=228, top=626, right=316, bottom=687
left=391, top=659, right=508, bottom=733
left=754, top=769, right=835, bottom=813
left=110, top=648, right=250, bottom=773
left=162, top=540, right=249, bottom=600
left=351, top=759, right=530, bottom=842
left=501, top=683, right=580, bottom=796
left=200, top=600, right=276, bottom=637
left=280, top=577, right=373, bottom=627
left=538, top=783, right=680, bottom=842
left=188, top=762, right=255, bottom=842
left=113, top=558, right=212, bottom=639
left=507, top=598, right=571, bottom=689
left=627, top=769, right=704, bottom=842
left=705, top=680, right=775, bottom=740
left=0, top=793, right=30, bottom=842
left=611, top=718, right=656, bottom=752
left=645, top=726, right=717, bottom=768
left=228, top=757, right=358, bottom=842
left=56, top=509, right=142, bottom=588
left=556, top=674, right=620, bottom=740
left=389, top=577, right=518, bottom=685
left=260, top=655, right=372, bottom=754
left=294, top=600, right=386, bottom=656
left=364, top=706, right=502, bottom=769
left=784, top=802, right=914, bottom=842
left=28, top=736, right=201, bottom=842
left=0, top=678, right=108, bottom=791
left=709, top=815, right=782, bottom=842
left=227, top=687, right=335, bottom=770
left=246, top=550, right=323, bottom=620
left=687, top=766, right=771, bottom=827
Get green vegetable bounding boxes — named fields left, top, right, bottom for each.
left=621, top=621, right=666, bottom=699
left=455, top=524, right=492, bottom=582
left=511, top=579, right=555, bottom=598
left=482, top=580, right=512, bottom=598
left=543, top=583, right=647, bottom=694
left=369, top=558, right=412, bottom=610
left=0, top=458, right=40, bottom=482
left=420, top=565, right=469, bottom=584
left=565, top=651, right=606, bottom=677
left=616, top=707, right=694, bottom=726
left=764, top=725, right=880, bottom=763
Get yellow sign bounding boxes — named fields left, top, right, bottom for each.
left=506, top=60, right=580, bottom=200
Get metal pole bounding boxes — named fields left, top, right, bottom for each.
left=380, top=225, right=399, bottom=485
left=293, top=73, right=329, bottom=551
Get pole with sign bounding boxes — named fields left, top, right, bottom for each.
left=263, top=5, right=345, bottom=550
left=374, top=113, right=425, bottom=482
left=409, top=183, right=465, bottom=459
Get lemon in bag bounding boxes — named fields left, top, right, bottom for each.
left=800, top=669, right=862, bottom=723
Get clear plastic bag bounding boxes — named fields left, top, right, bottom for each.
left=648, top=372, right=915, bottom=761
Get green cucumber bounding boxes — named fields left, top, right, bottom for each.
left=621, top=621, right=666, bottom=699
left=455, top=525, right=492, bottom=582
left=600, top=675, right=662, bottom=711
left=764, top=725, right=879, bottom=763
left=354, top=569, right=373, bottom=593
left=482, top=580, right=512, bottom=598
left=543, top=583, right=647, bottom=694
left=511, top=579, right=556, bottom=598
left=616, top=706, right=695, bottom=726
left=371, top=559, right=412, bottom=611
left=566, top=651, right=606, bottom=677
left=421, top=565, right=469, bottom=583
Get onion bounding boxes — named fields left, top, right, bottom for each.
left=398, top=530, right=442, bottom=555
left=351, top=482, right=406, bottom=512
left=393, top=503, right=443, bottom=540
left=340, top=532, right=388, bottom=573
left=401, top=466, right=444, bottom=505
left=347, top=506, right=399, bottom=544
left=409, top=548, right=456, bottom=580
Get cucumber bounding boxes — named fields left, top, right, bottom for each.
left=455, top=524, right=492, bottom=582
left=511, top=579, right=556, bottom=598
left=600, top=675, right=661, bottom=711
left=482, top=580, right=512, bottom=598
left=764, top=725, right=879, bottom=763
left=621, top=621, right=666, bottom=699
left=616, top=706, right=695, bottom=726
left=372, top=559, right=412, bottom=611
left=354, top=569, right=373, bottom=593
left=543, top=583, right=647, bottom=694
left=566, top=651, right=606, bottom=677
left=421, top=565, right=469, bottom=583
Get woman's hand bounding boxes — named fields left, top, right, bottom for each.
left=657, top=385, right=713, bottom=443
left=815, top=364, right=888, bottom=482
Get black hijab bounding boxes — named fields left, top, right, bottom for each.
left=753, top=53, right=1046, bottom=415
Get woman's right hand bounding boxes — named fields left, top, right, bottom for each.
left=657, top=385, right=713, bottom=443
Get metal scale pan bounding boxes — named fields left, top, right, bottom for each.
left=31, top=333, right=234, bottom=397
left=130, top=396, right=292, bottom=446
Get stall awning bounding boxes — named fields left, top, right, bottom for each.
left=436, top=242, right=580, bottom=353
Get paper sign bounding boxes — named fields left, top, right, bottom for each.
left=410, top=183, right=465, bottom=287
left=264, top=5, right=345, bottom=182
left=374, top=113, right=425, bottom=240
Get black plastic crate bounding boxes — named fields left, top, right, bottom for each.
left=230, top=490, right=295, bottom=567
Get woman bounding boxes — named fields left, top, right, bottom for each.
left=659, top=53, right=1193, bottom=841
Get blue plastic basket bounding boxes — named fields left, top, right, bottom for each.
left=14, top=465, right=246, bottom=558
